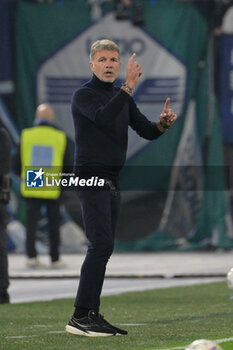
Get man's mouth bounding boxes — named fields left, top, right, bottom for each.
left=104, top=71, right=113, bottom=75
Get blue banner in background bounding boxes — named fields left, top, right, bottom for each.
left=220, top=35, right=233, bottom=144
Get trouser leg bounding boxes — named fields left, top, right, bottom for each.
left=25, top=198, right=42, bottom=258
left=0, top=203, right=9, bottom=292
left=75, top=189, right=120, bottom=313
left=46, top=199, right=60, bottom=262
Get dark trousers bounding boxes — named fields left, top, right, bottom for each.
left=75, top=188, right=120, bottom=313
left=26, top=198, right=61, bottom=262
left=0, top=202, right=9, bottom=292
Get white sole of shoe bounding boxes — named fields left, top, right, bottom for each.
left=65, top=325, right=114, bottom=337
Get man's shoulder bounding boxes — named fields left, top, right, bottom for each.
left=72, top=82, right=97, bottom=101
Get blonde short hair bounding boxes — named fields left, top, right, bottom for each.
left=90, top=39, right=120, bottom=61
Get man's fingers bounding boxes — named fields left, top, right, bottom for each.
left=160, top=112, right=177, bottom=127
left=163, top=98, right=170, bottom=113
left=128, top=53, right=136, bottom=65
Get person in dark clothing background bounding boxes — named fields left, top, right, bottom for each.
left=0, top=126, right=11, bottom=304
left=65, top=39, right=177, bottom=337
left=14, top=104, right=71, bottom=269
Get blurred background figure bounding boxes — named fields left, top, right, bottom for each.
left=115, top=0, right=132, bottom=20
left=0, top=126, right=11, bottom=304
left=13, top=104, right=71, bottom=269
left=114, top=0, right=144, bottom=25
left=88, top=0, right=144, bottom=25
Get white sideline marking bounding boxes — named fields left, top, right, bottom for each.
left=118, top=323, right=146, bottom=326
left=6, top=335, right=36, bottom=339
left=6, top=331, right=66, bottom=339
left=151, top=335, right=233, bottom=350
left=151, top=347, right=184, bottom=350
left=216, top=336, right=233, bottom=343
left=32, top=325, right=53, bottom=328
left=6, top=331, right=233, bottom=349
left=48, top=331, right=66, bottom=334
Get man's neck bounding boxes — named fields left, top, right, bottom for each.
left=92, top=74, right=114, bottom=90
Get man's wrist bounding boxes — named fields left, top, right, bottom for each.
left=121, top=83, right=133, bottom=95
left=156, top=121, right=168, bottom=133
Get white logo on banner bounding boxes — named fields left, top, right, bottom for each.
left=37, top=12, right=187, bottom=158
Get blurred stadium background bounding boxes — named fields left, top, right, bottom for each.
left=1, top=0, right=233, bottom=254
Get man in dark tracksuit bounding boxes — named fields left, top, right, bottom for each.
left=0, top=127, right=11, bottom=304
left=66, top=39, right=177, bottom=337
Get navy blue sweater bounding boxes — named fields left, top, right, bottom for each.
left=72, top=74, right=162, bottom=180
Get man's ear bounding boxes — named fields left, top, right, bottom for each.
left=89, top=61, right=94, bottom=71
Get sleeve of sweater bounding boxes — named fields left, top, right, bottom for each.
left=62, top=136, right=74, bottom=173
left=71, top=87, right=130, bottom=126
left=129, top=97, right=163, bottom=140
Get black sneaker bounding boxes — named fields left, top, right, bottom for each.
left=65, top=311, right=117, bottom=337
left=98, top=314, right=128, bottom=335
left=0, top=291, right=10, bottom=304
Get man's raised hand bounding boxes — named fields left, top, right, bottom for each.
left=157, top=98, right=178, bottom=132
left=125, top=53, right=142, bottom=89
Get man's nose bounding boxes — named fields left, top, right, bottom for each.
left=105, top=60, right=113, bottom=67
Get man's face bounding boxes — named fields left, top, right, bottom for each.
left=90, top=50, right=121, bottom=83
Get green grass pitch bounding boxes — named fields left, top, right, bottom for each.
left=0, top=281, right=233, bottom=350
